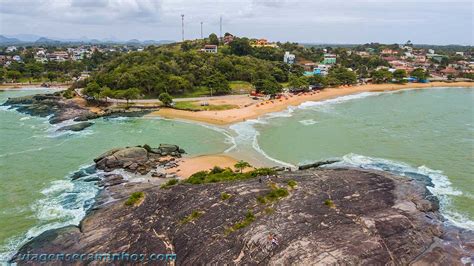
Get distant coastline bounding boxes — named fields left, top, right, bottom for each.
left=149, top=81, right=474, bottom=125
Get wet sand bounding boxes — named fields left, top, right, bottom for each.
left=166, top=154, right=241, bottom=178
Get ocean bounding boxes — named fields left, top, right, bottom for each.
left=0, top=87, right=473, bottom=261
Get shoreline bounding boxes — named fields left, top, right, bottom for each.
left=148, top=82, right=473, bottom=125
left=0, top=84, right=69, bottom=91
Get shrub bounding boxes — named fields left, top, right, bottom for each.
left=324, top=199, right=335, bottom=208
left=186, top=168, right=276, bottom=185
left=210, top=166, right=225, bottom=174
left=256, top=196, right=267, bottom=204
left=180, top=210, right=203, bottom=225
left=287, top=180, right=297, bottom=189
left=221, top=192, right=231, bottom=200
left=266, top=187, right=289, bottom=202
left=161, top=178, right=179, bottom=189
left=124, top=192, right=144, bottom=206
left=226, top=211, right=256, bottom=234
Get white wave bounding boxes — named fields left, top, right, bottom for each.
left=19, top=117, right=31, bottom=121
left=324, top=153, right=473, bottom=230
left=299, top=119, right=318, bottom=126
left=0, top=165, right=100, bottom=262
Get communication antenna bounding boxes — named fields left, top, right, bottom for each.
left=181, top=14, right=185, bottom=41
left=200, top=22, right=203, bottom=39
left=219, top=16, right=222, bottom=41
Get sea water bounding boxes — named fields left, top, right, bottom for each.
left=0, top=89, right=232, bottom=261
left=228, top=87, right=474, bottom=230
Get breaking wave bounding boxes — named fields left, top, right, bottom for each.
left=0, top=165, right=100, bottom=262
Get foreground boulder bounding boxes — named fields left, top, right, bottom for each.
left=13, top=168, right=473, bottom=264
left=94, top=145, right=185, bottom=174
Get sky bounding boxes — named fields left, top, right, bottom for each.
left=0, top=0, right=473, bottom=45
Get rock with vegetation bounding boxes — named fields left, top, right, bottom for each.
left=13, top=167, right=473, bottom=264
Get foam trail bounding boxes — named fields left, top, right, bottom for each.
left=324, top=153, right=473, bottom=230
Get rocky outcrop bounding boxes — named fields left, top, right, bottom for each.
left=94, top=145, right=185, bottom=174
left=57, top=122, right=94, bottom=132
left=13, top=166, right=473, bottom=265
left=2, top=92, right=95, bottom=124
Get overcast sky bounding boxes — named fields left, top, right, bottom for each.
left=0, top=0, right=472, bottom=44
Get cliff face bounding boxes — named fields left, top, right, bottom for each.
left=14, top=168, right=473, bottom=265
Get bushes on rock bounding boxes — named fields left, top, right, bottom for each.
left=180, top=210, right=203, bottom=225
left=226, top=211, right=255, bottom=234
left=124, top=192, right=144, bottom=206
left=287, top=180, right=297, bottom=189
left=161, top=179, right=179, bottom=189
left=221, top=192, right=232, bottom=200
left=186, top=167, right=276, bottom=185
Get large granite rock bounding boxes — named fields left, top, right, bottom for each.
left=13, top=168, right=473, bottom=264
left=94, top=145, right=185, bottom=174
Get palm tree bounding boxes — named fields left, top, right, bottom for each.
left=234, top=160, right=251, bottom=173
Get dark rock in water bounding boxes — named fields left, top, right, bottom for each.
left=14, top=168, right=473, bottom=264
left=298, top=159, right=340, bottom=170
left=3, top=93, right=95, bottom=124
left=57, top=122, right=94, bottom=132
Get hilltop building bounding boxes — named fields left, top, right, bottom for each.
left=283, top=51, right=295, bottom=64
left=202, top=45, right=218, bottom=53
left=323, top=54, right=336, bottom=65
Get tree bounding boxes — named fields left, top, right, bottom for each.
left=252, top=77, right=282, bottom=96
left=411, top=68, right=429, bottom=81
left=208, top=33, right=219, bottom=45
left=201, top=72, right=231, bottom=96
left=83, top=81, right=101, bottom=99
left=99, top=86, right=114, bottom=103
left=229, top=37, right=252, bottom=56
left=371, top=69, right=392, bottom=84
left=288, top=75, right=309, bottom=91
left=123, top=87, right=140, bottom=104
left=392, top=69, right=407, bottom=83
left=158, top=92, right=173, bottom=107
left=234, top=160, right=251, bottom=173
left=328, top=67, right=357, bottom=85
left=6, top=70, right=21, bottom=82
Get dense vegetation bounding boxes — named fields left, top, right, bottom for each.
left=185, top=166, right=276, bottom=185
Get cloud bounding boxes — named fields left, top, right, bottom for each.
left=0, top=0, right=472, bottom=44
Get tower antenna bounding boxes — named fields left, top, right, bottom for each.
left=181, top=14, right=185, bottom=42
left=200, top=21, right=203, bottom=39
left=219, top=16, right=222, bottom=41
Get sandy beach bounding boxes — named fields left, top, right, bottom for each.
left=166, top=154, right=241, bottom=178
left=149, top=82, right=473, bottom=125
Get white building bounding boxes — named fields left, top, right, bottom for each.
left=6, top=46, right=17, bottom=53
left=428, top=49, right=435, bottom=54
left=202, top=45, right=218, bottom=53
left=12, top=55, right=22, bottom=62
left=283, top=51, right=295, bottom=64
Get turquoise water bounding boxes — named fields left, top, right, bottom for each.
left=1, top=87, right=473, bottom=261
left=0, top=89, right=231, bottom=260
left=228, top=87, right=474, bottom=229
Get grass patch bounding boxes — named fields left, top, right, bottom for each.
left=180, top=210, right=203, bottom=225
left=256, top=196, right=267, bottom=204
left=287, top=180, right=297, bottom=189
left=173, top=101, right=237, bottom=111
left=264, top=207, right=275, bottom=214
left=265, top=187, right=289, bottom=202
left=229, top=81, right=253, bottom=93
left=324, top=199, right=335, bottom=208
left=160, top=178, right=179, bottom=189
left=225, top=211, right=255, bottom=234
left=186, top=167, right=276, bottom=185
left=221, top=192, right=232, bottom=200
left=124, top=192, right=144, bottom=206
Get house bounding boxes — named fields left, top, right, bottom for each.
left=0, top=55, right=12, bottom=65
left=428, top=49, right=435, bottom=54
left=426, top=54, right=447, bottom=63
left=381, top=49, right=398, bottom=55
left=322, top=54, right=336, bottom=65
left=202, top=45, right=218, bottom=53
left=47, top=51, right=69, bottom=62
left=283, top=51, right=295, bottom=64
left=304, top=64, right=331, bottom=76
left=251, top=39, right=277, bottom=48
left=6, top=46, right=17, bottom=53
left=356, top=51, right=370, bottom=57
left=455, top=52, right=464, bottom=57
left=12, top=55, right=22, bottom=62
